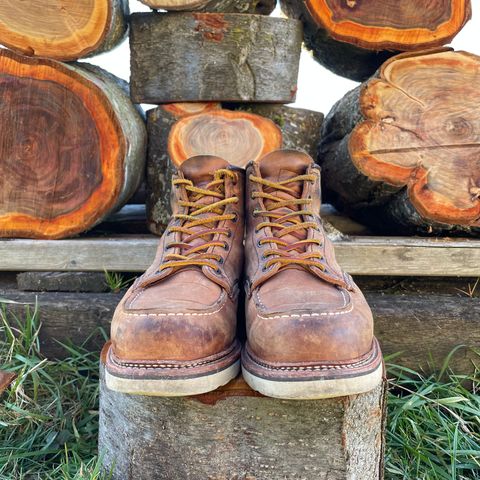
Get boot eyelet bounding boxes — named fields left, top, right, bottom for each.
left=218, top=258, right=224, bottom=265
left=256, top=239, right=263, bottom=247
left=232, top=213, right=238, bottom=223
left=226, top=230, right=232, bottom=238
left=223, top=243, right=229, bottom=251
left=262, top=265, right=270, bottom=272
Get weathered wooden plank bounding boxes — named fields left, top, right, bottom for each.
left=0, top=289, right=122, bottom=358
left=98, top=358, right=387, bottom=480
left=17, top=272, right=108, bottom=293
left=0, top=235, right=479, bottom=276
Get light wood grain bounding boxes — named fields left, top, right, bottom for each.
left=99, top=361, right=386, bottom=480
left=0, top=235, right=479, bottom=276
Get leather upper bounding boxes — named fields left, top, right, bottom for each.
left=111, top=156, right=244, bottom=362
left=245, top=150, right=375, bottom=364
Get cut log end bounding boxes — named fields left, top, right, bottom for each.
left=161, top=102, right=221, bottom=117
left=168, top=109, right=283, bottom=168
left=0, top=50, right=145, bottom=239
left=305, top=0, right=471, bottom=51
left=0, top=0, right=127, bottom=61
left=351, top=49, right=480, bottom=228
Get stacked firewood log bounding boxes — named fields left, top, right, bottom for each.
left=0, top=1, right=146, bottom=239
left=279, top=0, right=479, bottom=236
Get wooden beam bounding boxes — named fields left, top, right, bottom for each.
left=0, top=235, right=479, bottom=276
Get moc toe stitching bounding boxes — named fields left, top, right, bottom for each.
left=253, top=288, right=354, bottom=319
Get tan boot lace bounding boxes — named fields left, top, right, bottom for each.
left=250, top=173, right=325, bottom=271
left=160, top=169, right=238, bottom=273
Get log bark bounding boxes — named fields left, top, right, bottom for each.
left=99, top=354, right=386, bottom=480
left=0, top=0, right=128, bottom=61
left=130, top=12, right=303, bottom=103
left=146, top=103, right=221, bottom=235
left=280, top=0, right=471, bottom=81
left=0, top=50, right=146, bottom=239
left=319, top=49, right=480, bottom=236
left=139, top=0, right=275, bottom=15
left=147, top=108, right=282, bottom=234
left=228, top=103, right=324, bottom=159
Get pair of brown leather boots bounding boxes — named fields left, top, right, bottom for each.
left=105, top=150, right=383, bottom=399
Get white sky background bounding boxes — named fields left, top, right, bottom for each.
left=89, top=1, right=480, bottom=114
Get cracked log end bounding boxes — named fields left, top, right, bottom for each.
left=305, top=0, right=471, bottom=51
left=168, top=109, right=283, bottom=168
left=0, top=50, right=146, bottom=239
left=0, top=0, right=127, bottom=61
left=350, top=49, right=480, bottom=227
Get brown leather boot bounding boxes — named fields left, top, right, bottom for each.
left=106, top=155, right=244, bottom=396
left=242, top=150, right=383, bottom=399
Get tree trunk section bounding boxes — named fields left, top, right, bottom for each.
left=0, top=0, right=128, bottom=61
left=280, top=0, right=471, bottom=81
left=99, top=353, right=386, bottom=480
left=229, top=103, right=324, bottom=159
left=146, top=103, right=221, bottom=235
left=0, top=50, right=146, bottom=239
left=139, top=0, right=275, bottom=15
left=147, top=108, right=282, bottom=234
left=130, top=12, right=303, bottom=103
left=319, top=49, right=480, bottom=236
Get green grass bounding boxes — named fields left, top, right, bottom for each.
left=0, top=307, right=479, bottom=479
left=102, top=271, right=134, bottom=294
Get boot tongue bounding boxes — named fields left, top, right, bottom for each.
left=256, top=150, right=314, bottom=246
left=177, top=155, right=230, bottom=251
left=179, top=155, right=229, bottom=184
left=257, top=150, right=313, bottom=181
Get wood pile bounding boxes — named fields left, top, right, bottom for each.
left=280, top=0, right=472, bottom=80
left=319, top=49, right=480, bottom=235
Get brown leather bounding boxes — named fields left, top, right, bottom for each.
left=110, top=155, right=244, bottom=363
left=244, top=150, right=375, bottom=366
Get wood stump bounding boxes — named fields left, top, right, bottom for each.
left=319, top=49, right=480, bottom=236
left=0, top=0, right=128, bottom=61
left=229, top=104, right=324, bottom=159
left=280, top=0, right=471, bottom=81
left=147, top=108, right=282, bottom=234
left=0, top=50, right=146, bottom=239
left=99, top=351, right=386, bottom=480
left=130, top=12, right=303, bottom=103
left=139, top=0, right=275, bottom=15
